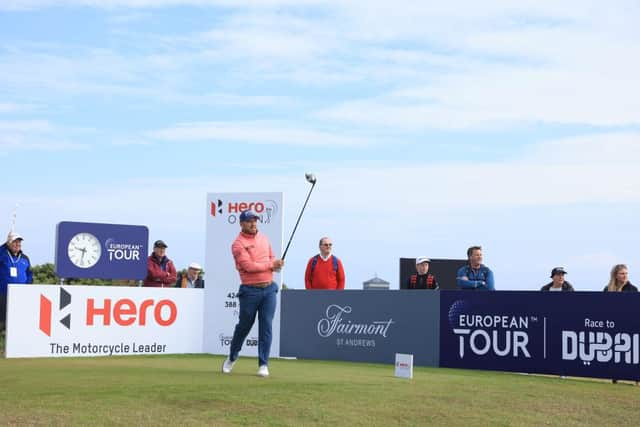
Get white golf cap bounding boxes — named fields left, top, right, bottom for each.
left=416, top=256, right=431, bottom=265
left=8, top=232, right=23, bottom=243
left=188, top=262, right=202, bottom=270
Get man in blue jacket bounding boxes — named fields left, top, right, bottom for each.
left=457, top=245, right=495, bottom=290
left=1, top=232, right=33, bottom=331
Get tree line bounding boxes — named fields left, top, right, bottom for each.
left=32, top=263, right=139, bottom=286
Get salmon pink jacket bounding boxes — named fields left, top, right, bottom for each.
left=231, top=231, right=275, bottom=285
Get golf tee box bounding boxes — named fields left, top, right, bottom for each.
left=394, top=353, right=414, bottom=379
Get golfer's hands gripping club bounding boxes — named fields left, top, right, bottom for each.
left=272, top=259, right=285, bottom=272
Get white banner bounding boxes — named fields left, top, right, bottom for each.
left=6, top=284, right=204, bottom=358
left=203, top=192, right=283, bottom=357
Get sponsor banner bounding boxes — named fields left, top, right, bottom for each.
left=6, top=284, right=203, bottom=358
left=440, top=291, right=640, bottom=380
left=203, top=193, right=283, bottom=357
left=280, top=290, right=440, bottom=366
left=55, top=222, right=148, bottom=280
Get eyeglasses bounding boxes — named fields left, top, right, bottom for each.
left=321, top=243, right=333, bottom=247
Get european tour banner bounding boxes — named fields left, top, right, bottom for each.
left=440, top=291, right=640, bottom=381
left=203, top=193, right=283, bottom=357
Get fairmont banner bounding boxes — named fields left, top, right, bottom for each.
left=6, top=284, right=204, bottom=358
left=440, top=291, right=640, bottom=381
left=203, top=192, right=283, bottom=357
left=280, top=290, right=440, bottom=366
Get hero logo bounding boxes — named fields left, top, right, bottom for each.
left=210, top=198, right=279, bottom=224
left=38, top=289, right=178, bottom=336
left=86, top=298, right=177, bottom=326
left=448, top=300, right=533, bottom=359
left=210, top=199, right=223, bottom=217
left=39, top=287, right=72, bottom=337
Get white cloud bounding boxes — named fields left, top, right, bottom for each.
left=148, top=121, right=373, bottom=146
left=0, top=120, right=89, bottom=152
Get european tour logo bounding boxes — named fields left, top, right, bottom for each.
left=39, top=287, right=72, bottom=337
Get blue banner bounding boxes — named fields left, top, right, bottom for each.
left=440, top=291, right=640, bottom=381
left=281, top=290, right=440, bottom=366
left=55, top=222, right=148, bottom=280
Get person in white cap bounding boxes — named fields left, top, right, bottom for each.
left=1, top=232, right=33, bottom=332
left=176, top=262, right=204, bottom=288
left=406, top=256, right=438, bottom=289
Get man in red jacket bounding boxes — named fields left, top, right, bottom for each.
left=143, top=240, right=177, bottom=287
left=304, top=237, right=345, bottom=290
left=222, top=210, right=284, bottom=377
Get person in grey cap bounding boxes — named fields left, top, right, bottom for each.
left=540, top=267, right=574, bottom=291
left=406, top=256, right=438, bottom=289
left=143, top=240, right=177, bottom=287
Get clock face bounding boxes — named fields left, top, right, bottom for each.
left=67, top=232, right=102, bottom=269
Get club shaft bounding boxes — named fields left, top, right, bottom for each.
left=282, top=182, right=315, bottom=260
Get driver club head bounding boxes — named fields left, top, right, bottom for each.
left=305, top=173, right=317, bottom=184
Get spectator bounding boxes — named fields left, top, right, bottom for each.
left=143, top=240, right=177, bottom=287
left=406, top=256, right=438, bottom=289
left=222, top=210, right=284, bottom=377
left=603, top=264, right=637, bottom=385
left=604, top=264, right=637, bottom=292
left=304, top=237, right=345, bottom=290
left=176, top=262, right=204, bottom=288
left=540, top=267, right=574, bottom=291
left=1, top=232, right=33, bottom=331
left=456, top=246, right=495, bottom=290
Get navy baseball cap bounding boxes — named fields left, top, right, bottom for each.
left=239, top=210, right=260, bottom=222
left=154, top=240, right=168, bottom=248
left=550, top=267, right=567, bottom=277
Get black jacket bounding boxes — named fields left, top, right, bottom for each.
left=603, top=282, right=637, bottom=292
left=540, top=281, right=574, bottom=291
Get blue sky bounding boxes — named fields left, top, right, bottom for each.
left=1, top=0, right=639, bottom=290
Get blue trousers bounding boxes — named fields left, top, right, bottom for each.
left=229, top=282, right=278, bottom=366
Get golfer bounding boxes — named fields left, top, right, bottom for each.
left=222, top=210, right=284, bottom=377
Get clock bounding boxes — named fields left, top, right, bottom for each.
left=67, top=232, right=102, bottom=269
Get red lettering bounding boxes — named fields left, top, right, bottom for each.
left=113, top=299, right=136, bottom=326
left=138, top=299, right=154, bottom=325
left=87, top=298, right=111, bottom=326
left=85, top=298, right=177, bottom=327
left=228, top=201, right=265, bottom=214
left=210, top=202, right=217, bottom=217
left=154, top=300, right=177, bottom=326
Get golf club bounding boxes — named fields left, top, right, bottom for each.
left=281, top=173, right=317, bottom=260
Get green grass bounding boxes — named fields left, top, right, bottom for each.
left=0, top=354, right=638, bottom=426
